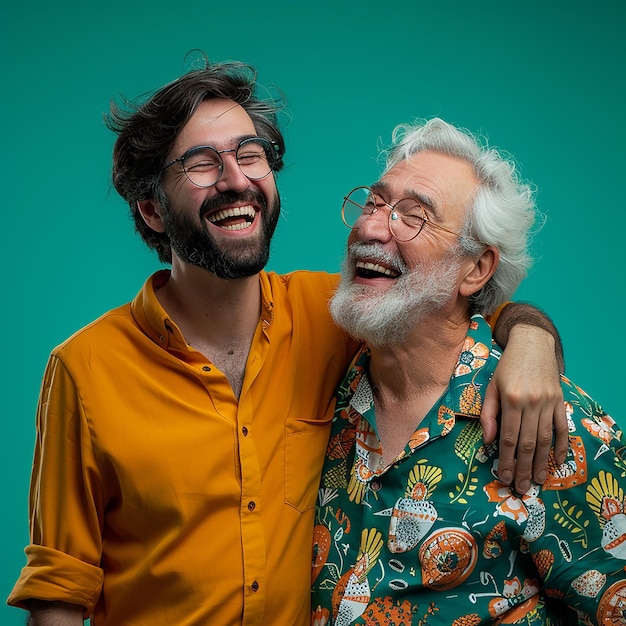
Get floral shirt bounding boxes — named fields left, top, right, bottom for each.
left=311, top=315, right=626, bottom=625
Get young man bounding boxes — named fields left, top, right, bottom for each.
left=312, top=118, right=624, bottom=624
left=9, top=62, right=565, bottom=625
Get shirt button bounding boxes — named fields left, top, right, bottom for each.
left=248, top=501, right=256, bottom=511
left=242, top=426, right=249, bottom=436
left=202, top=366, right=211, bottom=372
left=251, top=581, right=259, bottom=592
left=370, top=480, right=381, bottom=492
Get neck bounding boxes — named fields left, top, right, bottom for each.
left=160, top=261, right=261, bottom=331
left=156, top=260, right=262, bottom=398
left=365, top=308, right=471, bottom=465
left=368, top=307, right=470, bottom=401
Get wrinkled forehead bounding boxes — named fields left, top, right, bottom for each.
left=377, top=151, right=479, bottom=213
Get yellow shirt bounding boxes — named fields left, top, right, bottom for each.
left=8, top=269, right=356, bottom=626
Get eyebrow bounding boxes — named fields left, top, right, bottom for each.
left=183, top=134, right=260, bottom=154
left=371, top=180, right=442, bottom=219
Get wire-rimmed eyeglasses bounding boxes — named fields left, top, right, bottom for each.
left=162, top=137, right=280, bottom=188
left=342, top=186, right=469, bottom=243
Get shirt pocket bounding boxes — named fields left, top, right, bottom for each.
left=284, top=416, right=333, bottom=513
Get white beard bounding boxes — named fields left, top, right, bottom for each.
left=330, top=242, right=462, bottom=348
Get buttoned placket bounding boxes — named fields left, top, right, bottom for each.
left=237, top=297, right=273, bottom=624
left=158, top=292, right=275, bottom=624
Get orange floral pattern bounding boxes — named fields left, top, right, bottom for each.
left=312, top=316, right=626, bottom=624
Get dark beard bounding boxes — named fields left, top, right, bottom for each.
left=161, top=189, right=280, bottom=279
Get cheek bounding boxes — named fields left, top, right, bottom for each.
left=395, top=243, right=431, bottom=273
left=171, top=183, right=213, bottom=211
left=258, top=176, right=278, bottom=204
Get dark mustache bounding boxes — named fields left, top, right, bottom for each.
left=199, top=190, right=267, bottom=219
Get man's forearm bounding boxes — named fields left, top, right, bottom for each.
left=493, top=302, right=565, bottom=373
left=28, top=600, right=84, bottom=626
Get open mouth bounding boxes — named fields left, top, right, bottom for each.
left=355, top=260, right=400, bottom=279
left=206, top=205, right=257, bottom=231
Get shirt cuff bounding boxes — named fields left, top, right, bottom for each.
left=7, top=544, right=103, bottom=617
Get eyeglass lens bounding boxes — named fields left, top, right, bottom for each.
left=182, top=138, right=273, bottom=187
left=342, top=187, right=426, bottom=242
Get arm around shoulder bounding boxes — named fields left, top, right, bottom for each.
left=491, top=302, right=564, bottom=373
left=482, top=302, right=568, bottom=493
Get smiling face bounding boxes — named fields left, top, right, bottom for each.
left=330, top=151, right=481, bottom=346
left=143, top=98, right=281, bottom=279
left=349, top=151, right=479, bottom=284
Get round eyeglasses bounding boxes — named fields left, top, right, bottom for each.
left=342, top=186, right=467, bottom=243
left=162, top=137, right=280, bottom=188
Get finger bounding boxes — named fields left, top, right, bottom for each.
left=530, top=402, right=558, bottom=485
left=552, top=394, right=569, bottom=465
left=480, top=379, right=500, bottom=445
left=510, top=406, right=539, bottom=494
left=496, top=403, right=523, bottom=487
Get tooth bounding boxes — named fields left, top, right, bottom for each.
left=356, top=259, right=398, bottom=277
left=222, top=222, right=252, bottom=231
left=207, top=205, right=255, bottom=224
left=208, top=205, right=255, bottom=224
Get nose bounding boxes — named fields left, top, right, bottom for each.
left=214, top=152, right=250, bottom=193
left=354, top=206, right=394, bottom=243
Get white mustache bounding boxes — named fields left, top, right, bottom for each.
left=348, top=242, right=407, bottom=275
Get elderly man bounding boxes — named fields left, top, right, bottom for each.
left=311, top=118, right=625, bottom=624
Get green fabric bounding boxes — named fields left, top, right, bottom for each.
left=312, top=315, right=626, bottom=625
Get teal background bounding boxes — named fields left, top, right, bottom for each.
left=2, top=1, right=624, bottom=623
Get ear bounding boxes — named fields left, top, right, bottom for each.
left=459, top=246, right=499, bottom=298
left=136, top=199, right=166, bottom=233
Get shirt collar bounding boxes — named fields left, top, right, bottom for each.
left=343, top=315, right=500, bottom=422
left=130, top=269, right=274, bottom=356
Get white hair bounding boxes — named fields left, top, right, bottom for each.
left=383, top=118, right=540, bottom=315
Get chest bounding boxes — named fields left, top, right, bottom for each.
left=374, top=395, right=441, bottom=466
left=194, top=341, right=251, bottom=398
left=314, top=426, right=541, bottom=623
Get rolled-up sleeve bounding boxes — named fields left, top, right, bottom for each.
left=8, top=354, right=104, bottom=615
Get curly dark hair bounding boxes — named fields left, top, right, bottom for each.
left=105, top=58, right=286, bottom=263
